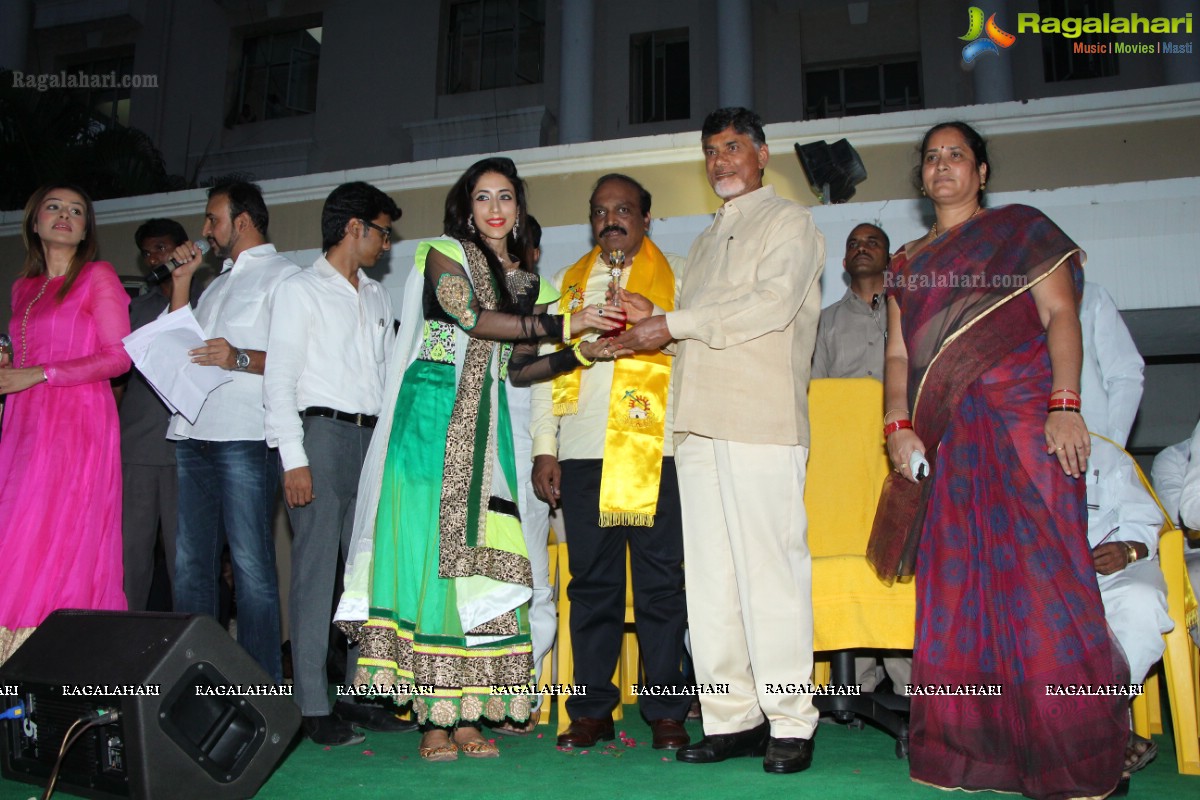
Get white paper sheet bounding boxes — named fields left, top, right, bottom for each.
left=122, top=307, right=231, bottom=424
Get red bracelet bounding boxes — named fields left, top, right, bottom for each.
left=1050, top=388, right=1080, bottom=399
left=883, top=419, right=913, bottom=438
left=1047, top=397, right=1081, bottom=408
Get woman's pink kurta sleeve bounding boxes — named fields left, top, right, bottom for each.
left=44, top=262, right=132, bottom=386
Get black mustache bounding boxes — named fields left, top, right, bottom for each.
left=600, top=225, right=627, bottom=238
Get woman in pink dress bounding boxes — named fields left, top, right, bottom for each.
left=0, top=184, right=131, bottom=663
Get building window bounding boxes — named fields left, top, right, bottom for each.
left=444, top=0, right=545, bottom=94
left=68, top=53, right=136, bottom=129
left=1040, top=0, right=1118, bottom=82
left=630, top=29, right=690, bottom=124
left=804, top=59, right=921, bottom=120
left=234, top=25, right=322, bottom=124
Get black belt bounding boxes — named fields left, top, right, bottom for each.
left=488, top=496, right=520, bottom=521
left=302, top=407, right=378, bottom=429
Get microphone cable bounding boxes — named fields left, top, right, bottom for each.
left=41, top=708, right=121, bottom=800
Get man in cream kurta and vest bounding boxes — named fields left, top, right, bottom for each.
left=615, top=108, right=826, bottom=775
left=530, top=174, right=691, bottom=750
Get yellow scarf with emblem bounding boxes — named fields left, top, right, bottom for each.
left=552, top=239, right=674, bottom=527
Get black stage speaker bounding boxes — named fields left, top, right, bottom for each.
left=0, top=610, right=300, bottom=799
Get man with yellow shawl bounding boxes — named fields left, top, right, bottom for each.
left=530, top=174, right=691, bottom=751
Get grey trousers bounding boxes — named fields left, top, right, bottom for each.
left=122, top=463, right=178, bottom=611
left=284, top=417, right=371, bottom=716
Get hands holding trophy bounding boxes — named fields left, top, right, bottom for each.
left=599, top=249, right=626, bottom=339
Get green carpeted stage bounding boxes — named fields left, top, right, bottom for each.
left=1, top=707, right=1194, bottom=800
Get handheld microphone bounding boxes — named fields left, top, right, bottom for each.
left=147, top=239, right=210, bottom=285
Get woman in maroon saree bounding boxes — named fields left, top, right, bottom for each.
left=869, top=122, right=1127, bottom=800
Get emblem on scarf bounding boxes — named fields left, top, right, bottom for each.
left=623, top=388, right=655, bottom=429
left=565, top=283, right=585, bottom=311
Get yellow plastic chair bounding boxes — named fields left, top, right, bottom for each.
left=1133, top=669, right=1163, bottom=737
left=1123, top=454, right=1200, bottom=775
left=806, top=378, right=916, bottom=753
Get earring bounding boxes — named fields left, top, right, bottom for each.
left=980, top=182, right=987, bottom=191
left=467, top=216, right=476, bottom=233
left=513, top=212, right=520, bottom=238
left=920, top=187, right=927, bottom=196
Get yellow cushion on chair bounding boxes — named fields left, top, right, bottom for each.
left=812, top=554, right=915, bottom=651
left=805, top=379, right=916, bottom=655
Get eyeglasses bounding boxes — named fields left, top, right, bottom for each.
left=359, top=219, right=391, bottom=243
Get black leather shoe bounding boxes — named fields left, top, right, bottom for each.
left=303, top=714, right=366, bottom=746
left=557, top=716, right=615, bottom=748
left=763, top=736, right=814, bottom=774
left=676, top=720, right=769, bottom=763
left=333, top=700, right=418, bottom=732
left=649, top=718, right=690, bottom=750
left=333, top=700, right=417, bottom=734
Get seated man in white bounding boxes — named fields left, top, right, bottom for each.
left=1152, top=419, right=1200, bottom=618
left=1087, top=434, right=1173, bottom=774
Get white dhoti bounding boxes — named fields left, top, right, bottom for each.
left=1098, top=558, right=1171, bottom=686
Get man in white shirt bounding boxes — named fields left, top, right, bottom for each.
left=1152, top=434, right=1193, bottom=528
left=1153, top=419, right=1200, bottom=613
left=1181, top=423, right=1200, bottom=533
left=167, top=182, right=300, bottom=683
left=263, top=181, right=403, bottom=745
left=1079, top=282, right=1144, bottom=447
left=1086, top=434, right=1173, bottom=773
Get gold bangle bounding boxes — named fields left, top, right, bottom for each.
left=561, top=312, right=572, bottom=344
left=1125, top=543, right=1138, bottom=564
left=884, top=408, right=910, bottom=423
left=572, top=341, right=594, bottom=367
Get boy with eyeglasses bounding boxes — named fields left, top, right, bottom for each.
left=264, top=181, right=405, bottom=745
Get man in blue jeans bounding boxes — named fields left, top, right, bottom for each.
left=166, top=182, right=300, bottom=682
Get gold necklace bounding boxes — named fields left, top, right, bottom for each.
left=929, top=206, right=984, bottom=240
left=18, top=277, right=52, bottom=368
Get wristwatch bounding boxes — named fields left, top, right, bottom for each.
left=234, top=348, right=251, bottom=371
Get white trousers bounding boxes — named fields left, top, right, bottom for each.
left=1097, top=558, right=1171, bottom=686
left=508, top=384, right=556, bottom=708
left=675, top=435, right=818, bottom=739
